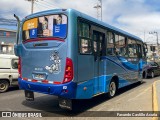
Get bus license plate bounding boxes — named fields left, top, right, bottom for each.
left=25, top=90, right=34, bottom=101
left=34, top=74, right=45, bottom=80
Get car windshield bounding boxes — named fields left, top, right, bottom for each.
left=147, top=62, right=158, bottom=66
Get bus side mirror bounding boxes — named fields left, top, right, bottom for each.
left=14, top=45, right=21, bottom=56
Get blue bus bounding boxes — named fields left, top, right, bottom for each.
left=14, top=9, right=147, bottom=110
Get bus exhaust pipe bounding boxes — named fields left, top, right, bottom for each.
left=14, top=14, right=20, bottom=45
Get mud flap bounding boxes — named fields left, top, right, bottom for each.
left=59, top=97, right=72, bottom=110
left=24, top=90, right=34, bottom=101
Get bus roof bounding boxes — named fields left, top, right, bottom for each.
left=25, top=8, right=143, bottom=42
left=70, top=9, right=142, bottom=41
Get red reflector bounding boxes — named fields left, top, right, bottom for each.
left=32, top=79, right=38, bottom=82
left=62, top=89, right=68, bottom=93
left=42, top=80, right=49, bottom=84
left=18, top=57, right=22, bottom=78
left=53, top=81, right=61, bottom=84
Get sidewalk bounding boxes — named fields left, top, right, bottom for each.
left=152, top=81, right=160, bottom=120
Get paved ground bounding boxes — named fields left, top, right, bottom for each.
left=0, top=77, right=157, bottom=120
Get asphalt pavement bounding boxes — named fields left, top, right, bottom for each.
left=0, top=77, right=157, bottom=120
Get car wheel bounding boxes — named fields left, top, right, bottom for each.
left=108, top=80, right=117, bottom=98
left=0, top=80, right=9, bottom=93
left=151, top=71, right=154, bottom=78
left=143, top=71, right=148, bottom=79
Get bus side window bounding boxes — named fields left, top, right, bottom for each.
left=78, top=21, right=92, bottom=54
left=115, top=34, right=126, bottom=56
left=93, top=34, right=97, bottom=52
left=100, top=34, right=106, bottom=56
left=137, top=42, right=142, bottom=58
left=80, top=39, right=92, bottom=54
left=128, top=39, right=137, bottom=57
left=107, top=32, right=114, bottom=55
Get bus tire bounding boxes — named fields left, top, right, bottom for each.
left=107, top=80, right=117, bottom=98
left=0, top=80, right=9, bottom=93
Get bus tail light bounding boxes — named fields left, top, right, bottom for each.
left=62, top=58, right=74, bottom=84
left=18, top=57, right=22, bottom=78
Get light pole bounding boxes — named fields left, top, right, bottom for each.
left=99, top=0, right=102, bottom=21
left=26, top=0, right=35, bottom=14
left=93, top=0, right=102, bottom=21
left=93, top=4, right=101, bottom=20
left=26, top=0, right=44, bottom=14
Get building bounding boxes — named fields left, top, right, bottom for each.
left=146, top=43, right=159, bottom=61
left=0, top=28, right=16, bottom=54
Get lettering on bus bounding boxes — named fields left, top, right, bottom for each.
left=45, top=51, right=61, bottom=74
left=23, top=18, right=38, bottom=30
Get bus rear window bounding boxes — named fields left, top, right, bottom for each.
left=22, top=14, right=67, bottom=40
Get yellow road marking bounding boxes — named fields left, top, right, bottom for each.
left=152, top=81, right=159, bottom=120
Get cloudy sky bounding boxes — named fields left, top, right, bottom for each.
left=0, top=0, right=160, bottom=43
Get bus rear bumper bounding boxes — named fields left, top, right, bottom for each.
left=18, top=78, right=77, bottom=99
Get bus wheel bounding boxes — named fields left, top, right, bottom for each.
left=108, top=80, right=116, bottom=98
left=0, top=80, right=9, bottom=93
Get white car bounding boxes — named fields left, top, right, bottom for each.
left=0, top=54, right=18, bottom=92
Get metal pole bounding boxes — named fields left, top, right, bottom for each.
left=144, top=30, right=145, bottom=42
left=100, top=0, right=102, bottom=21
left=93, top=4, right=101, bottom=20
left=31, top=0, right=34, bottom=14
left=98, top=0, right=102, bottom=21
left=156, top=32, right=159, bottom=46
left=26, top=0, right=35, bottom=14
left=156, top=32, right=159, bottom=56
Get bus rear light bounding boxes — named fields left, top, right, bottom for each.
left=18, top=57, right=22, bottom=78
left=62, top=58, right=74, bottom=84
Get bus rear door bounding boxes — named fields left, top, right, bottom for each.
left=93, top=31, right=105, bottom=94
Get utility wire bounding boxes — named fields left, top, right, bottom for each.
left=39, top=0, right=59, bottom=8
left=0, top=18, right=17, bottom=26
left=34, top=2, right=42, bottom=11
left=36, top=2, right=54, bottom=10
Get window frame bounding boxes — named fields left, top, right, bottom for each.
left=22, top=13, right=68, bottom=42
left=11, top=59, right=18, bottom=69
left=128, top=39, right=138, bottom=58
left=106, top=31, right=115, bottom=56
left=78, top=20, right=92, bottom=55
left=114, top=34, right=127, bottom=57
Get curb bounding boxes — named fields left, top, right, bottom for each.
left=152, top=81, right=159, bottom=120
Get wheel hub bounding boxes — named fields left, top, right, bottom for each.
left=0, top=83, right=5, bottom=90
left=110, top=82, right=116, bottom=96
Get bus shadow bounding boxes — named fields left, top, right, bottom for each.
left=7, top=86, right=19, bottom=92
left=21, top=81, right=145, bottom=117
